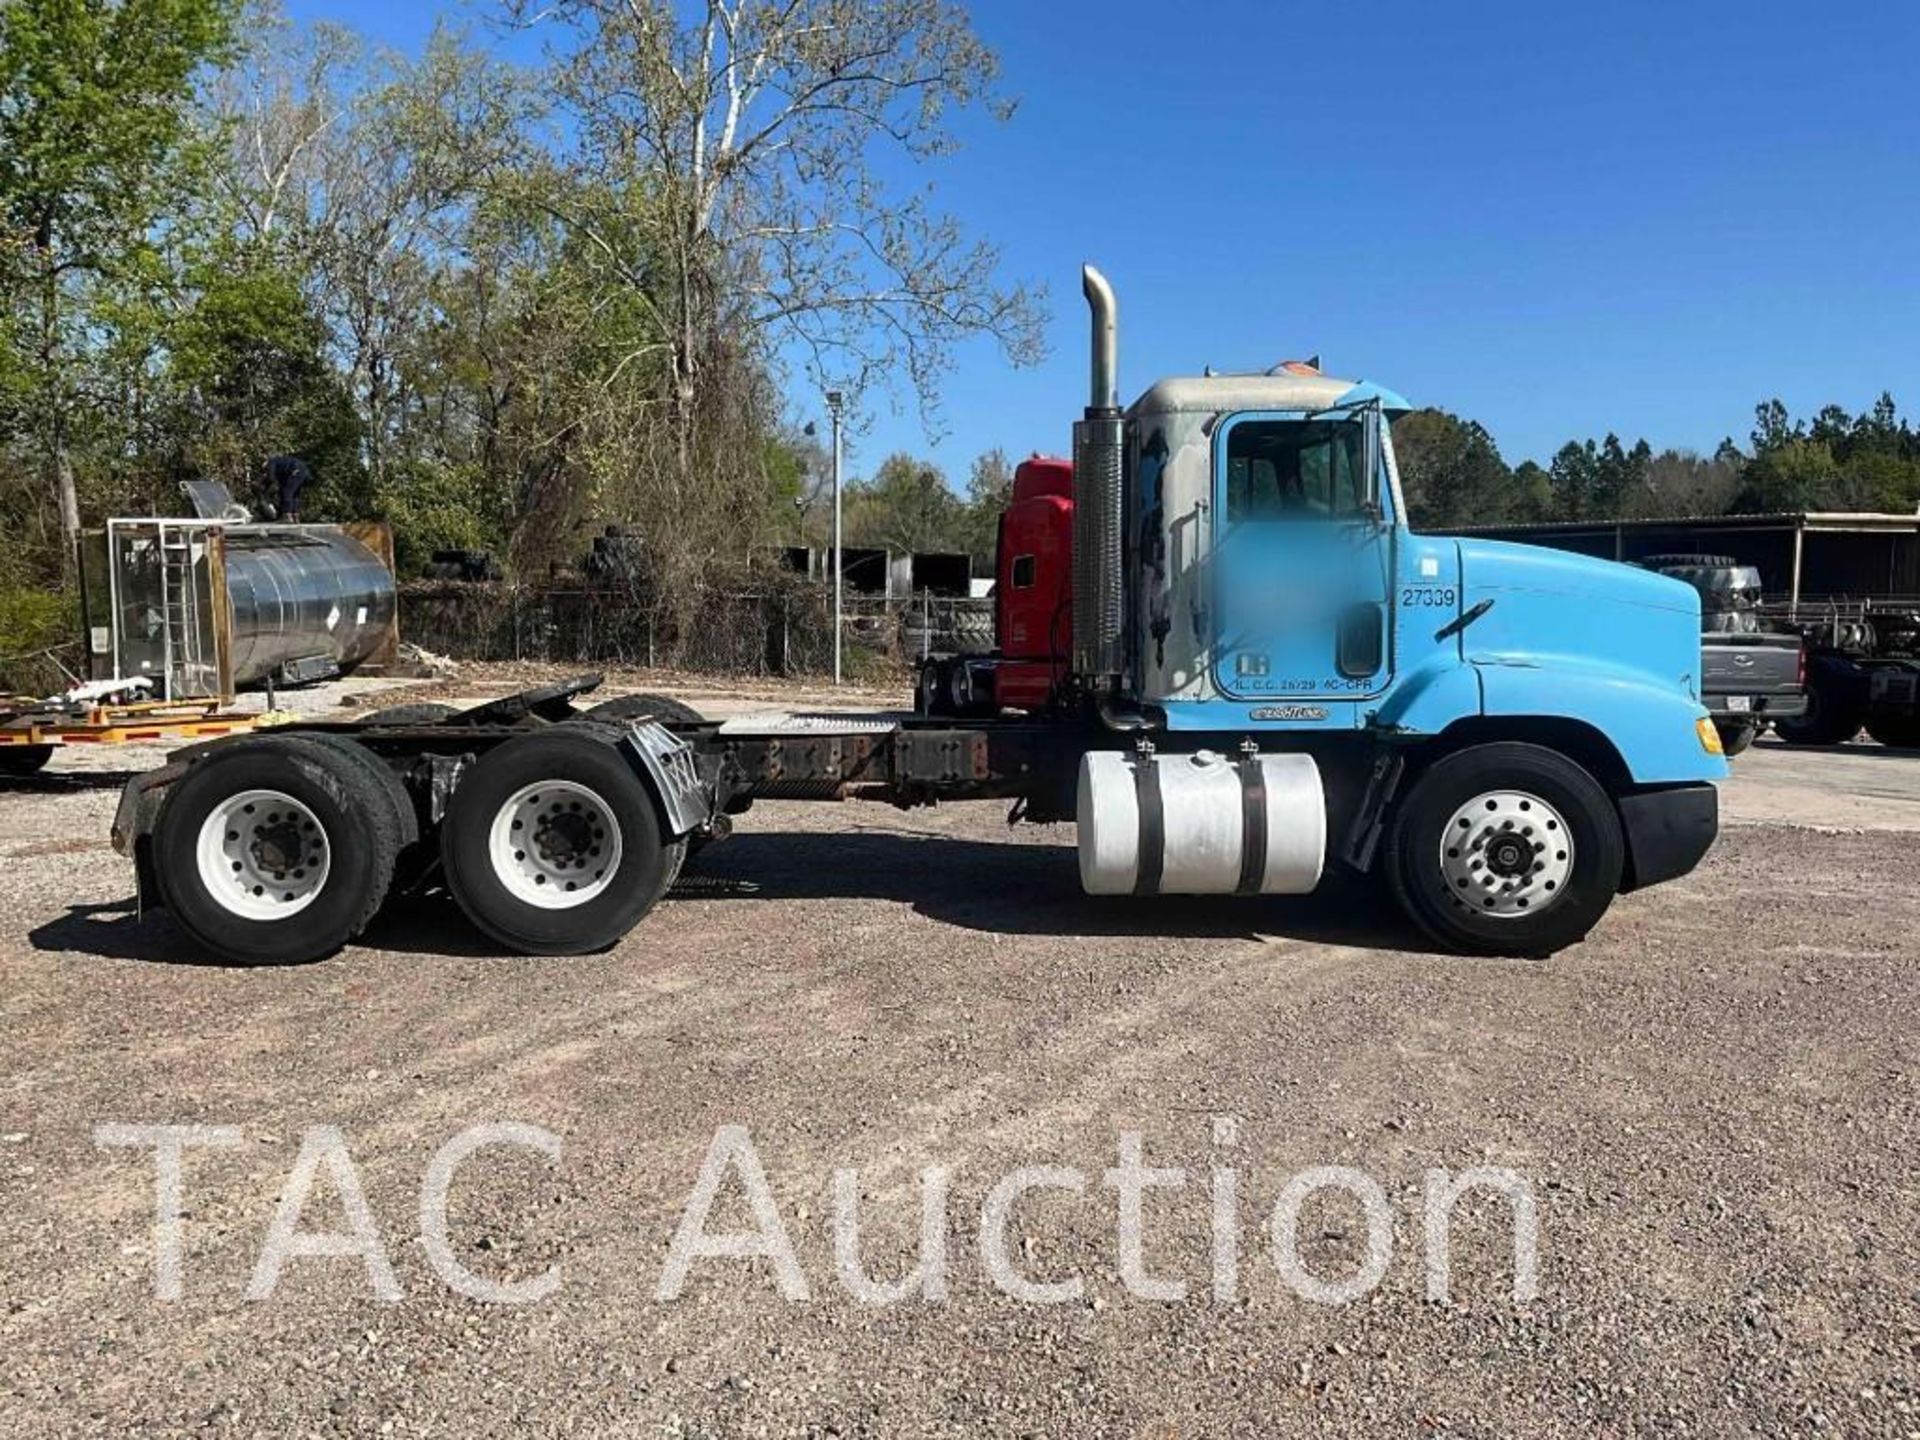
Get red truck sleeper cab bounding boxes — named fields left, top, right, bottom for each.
left=994, top=457, right=1074, bottom=710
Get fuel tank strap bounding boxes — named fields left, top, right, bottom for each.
left=1132, top=757, right=1165, bottom=896
left=1236, top=757, right=1268, bottom=895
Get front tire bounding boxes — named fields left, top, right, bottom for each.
left=1385, top=742, right=1625, bottom=957
left=151, top=736, right=402, bottom=965
left=441, top=727, right=683, bottom=955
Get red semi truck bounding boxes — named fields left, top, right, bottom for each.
left=918, top=455, right=1075, bottom=719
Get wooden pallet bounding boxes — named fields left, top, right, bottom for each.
left=0, top=697, right=261, bottom=749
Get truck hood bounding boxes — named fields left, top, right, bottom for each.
left=1454, top=537, right=1701, bottom=616
left=1451, top=537, right=1704, bottom=701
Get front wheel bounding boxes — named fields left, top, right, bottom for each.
left=1385, top=742, right=1625, bottom=958
left=441, top=726, right=683, bottom=955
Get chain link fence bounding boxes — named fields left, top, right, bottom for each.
left=398, top=581, right=996, bottom=678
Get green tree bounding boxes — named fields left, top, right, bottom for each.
left=1547, top=440, right=1600, bottom=519
left=1391, top=408, right=1513, bottom=528
left=845, top=453, right=966, bottom=556
left=1736, top=394, right=1920, bottom=513
left=1509, top=460, right=1553, bottom=519
left=959, top=446, right=1014, bottom=566
left=166, top=253, right=366, bottom=510
left=502, top=0, right=1046, bottom=624
left=1629, top=449, right=1741, bottom=518
left=0, top=0, right=239, bottom=567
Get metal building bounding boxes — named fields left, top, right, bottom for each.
left=1451, top=511, right=1920, bottom=611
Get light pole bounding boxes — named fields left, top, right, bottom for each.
left=826, top=389, right=845, bottom=685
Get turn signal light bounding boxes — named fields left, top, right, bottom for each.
left=1697, top=716, right=1724, bottom=755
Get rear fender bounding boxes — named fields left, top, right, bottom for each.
left=111, top=760, right=189, bottom=859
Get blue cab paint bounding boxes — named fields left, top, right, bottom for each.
left=1149, top=391, right=1727, bottom=788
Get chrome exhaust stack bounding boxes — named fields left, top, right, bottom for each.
left=1072, top=264, right=1126, bottom=688
left=1083, top=264, right=1119, bottom=412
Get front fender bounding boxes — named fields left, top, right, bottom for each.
left=1373, top=654, right=1482, bottom=734
left=1371, top=654, right=1726, bottom=784
left=1477, top=659, right=1727, bottom=784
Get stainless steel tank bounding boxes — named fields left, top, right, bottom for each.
left=222, top=527, right=397, bottom=686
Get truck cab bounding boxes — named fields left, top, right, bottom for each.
left=1124, top=369, right=1721, bottom=780
left=943, top=267, right=1727, bottom=955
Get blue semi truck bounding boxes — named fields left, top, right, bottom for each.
left=111, top=265, right=1726, bottom=965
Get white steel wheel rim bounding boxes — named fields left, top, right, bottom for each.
left=488, top=780, right=622, bottom=910
left=196, top=789, right=331, bottom=920
left=1438, top=789, right=1574, bottom=919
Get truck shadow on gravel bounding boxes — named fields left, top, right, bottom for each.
left=689, top=830, right=1423, bottom=952
left=29, top=833, right=1425, bottom=965
left=26, top=899, right=223, bottom=965
left=1, top=769, right=145, bottom=795
left=30, top=894, right=507, bottom=966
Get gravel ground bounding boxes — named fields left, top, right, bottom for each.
left=2, top=682, right=1916, bottom=1438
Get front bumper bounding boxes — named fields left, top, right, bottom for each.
left=1618, top=783, right=1718, bottom=892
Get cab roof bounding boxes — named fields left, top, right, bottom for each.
left=1128, top=371, right=1412, bottom=419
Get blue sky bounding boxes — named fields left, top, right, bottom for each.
left=287, top=0, right=1920, bottom=482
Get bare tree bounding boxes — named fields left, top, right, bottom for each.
left=507, top=0, right=1046, bottom=432
left=210, top=9, right=536, bottom=496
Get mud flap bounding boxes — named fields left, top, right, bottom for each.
left=620, top=721, right=712, bottom=839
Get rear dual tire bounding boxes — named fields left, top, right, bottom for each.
left=915, top=657, right=994, bottom=718
left=152, top=736, right=406, bottom=965
left=1777, top=670, right=1866, bottom=746
left=575, top=693, right=703, bottom=726
left=441, top=726, right=684, bottom=955
left=359, top=702, right=461, bottom=726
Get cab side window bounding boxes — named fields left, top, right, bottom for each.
left=1225, top=419, right=1367, bottom=521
